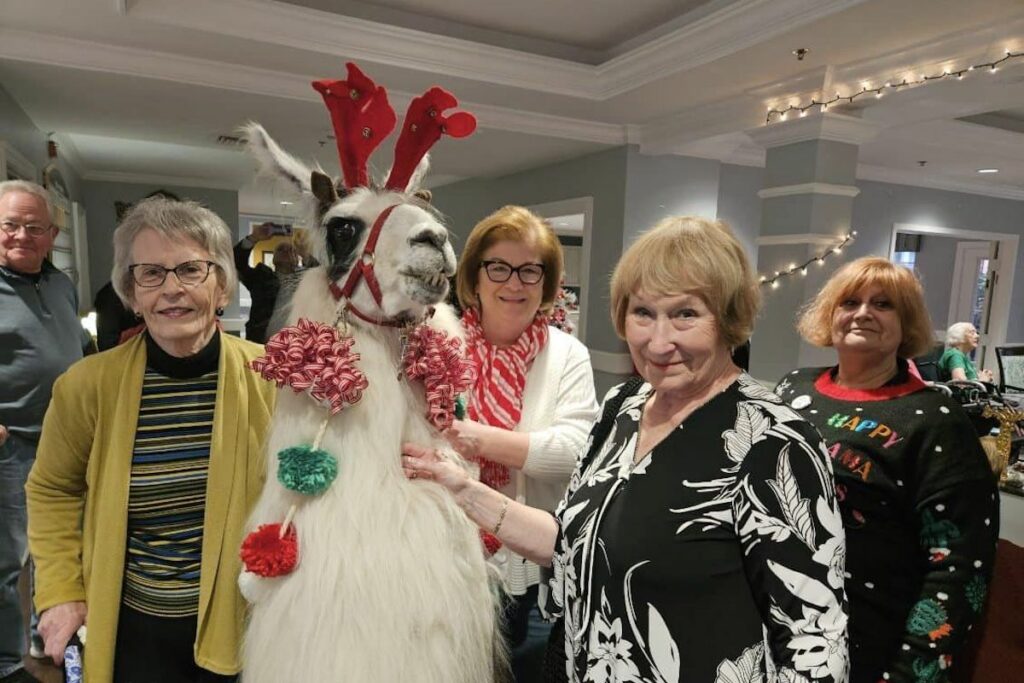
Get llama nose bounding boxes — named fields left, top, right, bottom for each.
left=410, top=227, right=447, bottom=251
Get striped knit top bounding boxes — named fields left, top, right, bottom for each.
left=122, top=331, right=221, bottom=617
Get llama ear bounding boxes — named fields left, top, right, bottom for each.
left=242, top=121, right=312, bottom=194
left=404, top=154, right=431, bottom=193
left=311, top=171, right=338, bottom=208
left=413, top=189, right=432, bottom=204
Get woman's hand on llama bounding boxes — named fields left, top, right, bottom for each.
left=401, top=443, right=470, bottom=493
left=443, top=419, right=485, bottom=458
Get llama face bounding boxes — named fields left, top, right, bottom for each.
left=323, top=188, right=456, bottom=319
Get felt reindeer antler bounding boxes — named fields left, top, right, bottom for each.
left=312, top=63, right=397, bottom=189
left=385, top=87, right=477, bottom=191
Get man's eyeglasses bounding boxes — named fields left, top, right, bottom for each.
left=480, top=259, right=545, bottom=285
left=1, top=220, right=51, bottom=237
left=129, top=260, right=218, bottom=288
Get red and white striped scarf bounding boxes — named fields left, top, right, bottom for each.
left=461, top=306, right=549, bottom=489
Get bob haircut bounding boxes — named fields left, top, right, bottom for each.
left=945, top=321, right=975, bottom=347
left=797, top=256, right=934, bottom=359
left=456, top=205, right=564, bottom=313
left=111, top=197, right=237, bottom=308
left=610, top=216, right=760, bottom=348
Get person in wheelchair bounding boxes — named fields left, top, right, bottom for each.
left=939, top=322, right=993, bottom=383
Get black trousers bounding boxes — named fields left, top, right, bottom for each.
left=113, top=605, right=237, bottom=683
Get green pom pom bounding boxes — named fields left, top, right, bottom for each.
left=277, top=445, right=338, bottom=495
left=454, top=394, right=467, bottom=420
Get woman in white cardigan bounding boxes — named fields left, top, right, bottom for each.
left=443, top=205, right=598, bottom=681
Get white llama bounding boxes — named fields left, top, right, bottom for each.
left=237, top=64, right=504, bottom=683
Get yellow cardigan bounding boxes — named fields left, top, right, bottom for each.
left=26, top=333, right=275, bottom=682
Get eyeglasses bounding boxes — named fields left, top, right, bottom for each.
left=129, top=260, right=217, bottom=288
left=480, top=259, right=545, bottom=285
left=1, top=220, right=51, bottom=237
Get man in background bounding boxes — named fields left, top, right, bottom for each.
left=234, top=222, right=298, bottom=343
left=0, top=180, right=93, bottom=683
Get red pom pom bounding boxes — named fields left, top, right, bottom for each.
left=480, top=530, right=502, bottom=557
left=240, top=523, right=298, bottom=577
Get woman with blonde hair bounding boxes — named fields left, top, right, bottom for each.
left=404, top=216, right=848, bottom=682
left=28, top=197, right=274, bottom=682
left=777, top=256, right=997, bottom=683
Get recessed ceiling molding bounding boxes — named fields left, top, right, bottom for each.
left=758, top=182, right=860, bottom=199
left=856, top=164, right=1024, bottom=201
left=83, top=170, right=240, bottom=191
left=746, top=112, right=883, bottom=148
left=0, top=29, right=623, bottom=146
left=129, top=0, right=868, bottom=101
left=637, top=97, right=764, bottom=152
left=114, top=0, right=128, bottom=15
left=757, top=233, right=847, bottom=246
left=595, top=0, right=870, bottom=99
left=129, top=0, right=599, bottom=99
left=50, top=133, right=86, bottom=175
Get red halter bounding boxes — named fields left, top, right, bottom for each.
left=328, top=204, right=407, bottom=327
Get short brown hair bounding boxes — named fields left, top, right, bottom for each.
left=797, top=256, right=934, bottom=358
left=456, top=205, right=564, bottom=313
left=610, top=216, right=760, bottom=348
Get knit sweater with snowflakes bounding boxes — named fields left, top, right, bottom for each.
left=776, top=363, right=998, bottom=683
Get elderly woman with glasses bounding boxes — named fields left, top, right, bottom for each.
left=26, top=197, right=275, bottom=683
left=435, top=205, right=598, bottom=681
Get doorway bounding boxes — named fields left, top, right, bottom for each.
left=891, top=223, right=1018, bottom=372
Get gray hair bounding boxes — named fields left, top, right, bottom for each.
left=945, top=322, right=975, bottom=347
left=111, top=197, right=237, bottom=307
left=0, top=180, right=55, bottom=221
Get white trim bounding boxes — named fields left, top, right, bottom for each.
left=948, top=241, right=992, bottom=331
left=594, top=0, right=869, bottom=99
left=757, top=182, right=860, bottom=199
left=747, top=112, right=883, bottom=148
left=0, top=29, right=625, bottom=146
left=856, top=165, right=1024, bottom=202
left=82, top=170, right=240, bottom=191
left=589, top=350, right=634, bottom=375
left=0, top=141, right=38, bottom=182
left=757, top=233, right=846, bottom=247
left=125, top=0, right=867, bottom=100
left=528, top=197, right=595, bottom=344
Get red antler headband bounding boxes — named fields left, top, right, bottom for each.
left=313, top=63, right=477, bottom=191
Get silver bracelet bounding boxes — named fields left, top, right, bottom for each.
left=492, top=498, right=510, bottom=536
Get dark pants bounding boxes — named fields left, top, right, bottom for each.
left=113, top=605, right=237, bottom=683
left=505, top=585, right=553, bottom=683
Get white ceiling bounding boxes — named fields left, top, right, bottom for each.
left=1, top=0, right=1023, bottom=215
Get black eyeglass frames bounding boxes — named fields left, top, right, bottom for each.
left=479, top=259, right=545, bottom=285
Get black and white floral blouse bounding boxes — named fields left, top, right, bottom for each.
left=542, top=374, right=849, bottom=683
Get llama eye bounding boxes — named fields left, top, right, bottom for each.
left=326, top=217, right=361, bottom=241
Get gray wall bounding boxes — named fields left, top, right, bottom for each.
left=81, top=180, right=240, bottom=314
left=622, top=148, right=721, bottom=248
left=716, top=163, right=764, bottom=268
left=0, top=84, right=82, bottom=200
left=910, top=233, right=961, bottom=331
left=852, top=180, right=1024, bottom=341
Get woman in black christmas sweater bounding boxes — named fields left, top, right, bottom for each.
left=776, top=257, right=998, bottom=683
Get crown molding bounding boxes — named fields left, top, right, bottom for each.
left=0, top=29, right=624, bottom=146
left=130, top=0, right=599, bottom=99
left=129, top=0, right=868, bottom=101
left=83, top=170, right=240, bottom=191
left=595, top=0, right=869, bottom=99
left=856, top=165, right=1024, bottom=202
left=758, top=182, right=860, bottom=199
left=746, top=113, right=883, bottom=148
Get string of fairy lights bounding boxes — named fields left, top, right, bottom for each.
left=760, top=231, right=856, bottom=290
left=765, top=50, right=1024, bottom=123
